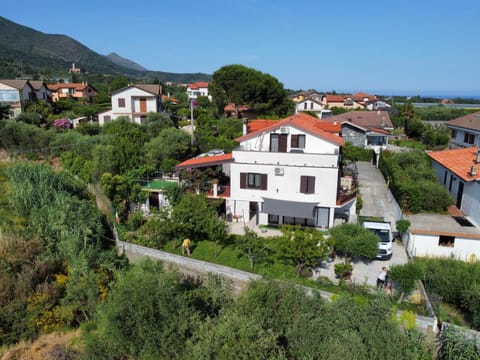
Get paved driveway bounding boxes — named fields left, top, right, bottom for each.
left=315, top=161, right=409, bottom=287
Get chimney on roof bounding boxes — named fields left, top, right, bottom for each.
left=242, top=118, right=248, bottom=136
left=471, top=165, right=478, bottom=176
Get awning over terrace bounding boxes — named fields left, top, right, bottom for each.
left=261, top=198, right=318, bottom=219
left=175, top=153, right=233, bottom=171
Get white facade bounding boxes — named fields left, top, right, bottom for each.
left=98, top=86, right=161, bottom=126
left=226, top=123, right=349, bottom=229
left=407, top=232, right=480, bottom=261
left=449, top=125, right=480, bottom=148
left=0, top=81, right=33, bottom=117
left=404, top=214, right=480, bottom=261
left=187, top=84, right=211, bottom=101
left=295, top=99, right=326, bottom=117
left=431, top=161, right=480, bottom=227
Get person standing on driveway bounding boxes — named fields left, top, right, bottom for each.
left=377, top=267, right=387, bottom=290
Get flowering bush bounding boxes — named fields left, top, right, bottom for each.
left=53, top=118, right=71, bottom=130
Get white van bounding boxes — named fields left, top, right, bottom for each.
left=363, top=221, right=393, bottom=260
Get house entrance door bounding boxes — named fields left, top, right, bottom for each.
left=139, top=98, right=147, bottom=112
left=249, top=201, right=258, bottom=222
left=456, top=181, right=464, bottom=209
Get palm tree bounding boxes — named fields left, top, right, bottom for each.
left=400, top=101, right=416, bottom=136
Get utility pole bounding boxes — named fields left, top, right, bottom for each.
left=190, top=100, right=194, bottom=145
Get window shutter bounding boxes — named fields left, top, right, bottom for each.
left=300, top=176, right=307, bottom=193
left=260, top=174, right=268, bottom=190
left=291, top=135, right=298, bottom=148
left=240, top=173, right=246, bottom=189
left=307, top=176, right=315, bottom=194
left=279, top=134, right=288, bottom=152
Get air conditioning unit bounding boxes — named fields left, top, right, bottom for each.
left=279, top=126, right=289, bottom=134
left=274, top=167, right=284, bottom=176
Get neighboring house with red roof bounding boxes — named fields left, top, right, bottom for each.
left=186, top=82, right=211, bottom=101
left=48, top=82, right=97, bottom=103
left=428, top=146, right=480, bottom=228
left=446, top=111, right=480, bottom=148
left=223, top=103, right=256, bottom=119
left=175, top=112, right=356, bottom=229
left=321, top=94, right=364, bottom=109
left=98, top=84, right=162, bottom=126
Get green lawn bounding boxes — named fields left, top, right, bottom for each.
left=123, top=231, right=427, bottom=314
left=163, top=237, right=298, bottom=280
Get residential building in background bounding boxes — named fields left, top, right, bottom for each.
left=48, top=82, right=97, bottom=103
left=447, top=111, right=480, bottom=148
left=0, top=79, right=51, bottom=118
left=98, top=84, right=162, bottom=126
left=186, top=82, right=211, bottom=101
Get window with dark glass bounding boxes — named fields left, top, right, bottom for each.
left=118, top=98, right=126, bottom=107
left=270, top=134, right=288, bottom=152
left=300, top=176, right=315, bottom=194
left=464, top=132, right=475, bottom=144
left=240, top=172, right=267, bottom=190
left=291, top=134, right=306, bottom=148
left=439, top=235, right=455, bottom=247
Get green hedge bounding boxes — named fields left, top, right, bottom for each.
left=378, top=150, right=453, bottom=213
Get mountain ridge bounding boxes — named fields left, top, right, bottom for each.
left=0, top=16, right=210, bottom=83
left=105, top=52, right=147, bottom=72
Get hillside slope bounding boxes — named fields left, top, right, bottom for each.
left=0, top=16, right=210, bottom=83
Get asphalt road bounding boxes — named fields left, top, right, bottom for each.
left=356, top=161, right=399, bottom=231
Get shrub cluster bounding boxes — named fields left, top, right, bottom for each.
left=379, top=150, right=453, bottom=213
left=419, top=258, right=480, bottom=330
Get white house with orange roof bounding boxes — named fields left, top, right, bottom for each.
left=428, top=146, right=480, bottom=228
left=175, top=112, right=356, bottom=229
left=98, top=84, right=162, bottom=126
left=186, top=82, right=211, bottom=101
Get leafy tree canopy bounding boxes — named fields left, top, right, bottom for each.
left=329, top=223, right=379, bottom=260
left=210, top=64, right=293, bottom=117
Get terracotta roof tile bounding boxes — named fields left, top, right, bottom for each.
left=325, top=94, right=349, bottom=102
left=446, top=111, right=480, bottom=132
left=237, top=112, right=344, bottom=146
left=247, top=119, right=279, bottom=132
left=224, top=103, right=251, bottom=112
left=47, top=82, right=95, bottom=91
left=175, top=153, right=233, bottom=170
left=427, top=146, right=480, bottom=182
left=188, top=82, right=209, bottom=89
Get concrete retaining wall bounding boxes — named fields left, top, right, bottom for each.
left=115, top=232, right=438, bottom=334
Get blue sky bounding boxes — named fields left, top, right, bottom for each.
left=2, top=0, right=479, bottom=96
